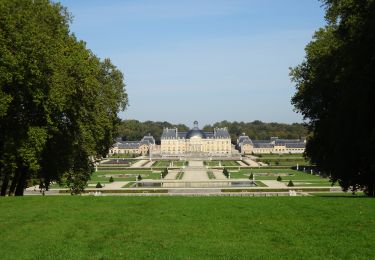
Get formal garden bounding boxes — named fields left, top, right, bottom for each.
left=228, top=168, right=337, bottom=187
left=254, top=153, right=310, bottom=166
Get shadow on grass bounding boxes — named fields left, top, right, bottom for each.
left=311, top=192, right=370, bottom=198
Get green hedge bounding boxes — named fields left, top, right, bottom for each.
left=59, top=189, right=168, bottom=194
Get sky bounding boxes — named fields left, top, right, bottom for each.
left=58, top=0, right=326, bottom=127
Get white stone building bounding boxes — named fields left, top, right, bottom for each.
left=161, top=121, right=231, bottom=156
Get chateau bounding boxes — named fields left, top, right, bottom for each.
left=161, top=121, right=231, bottom=155
left=108, top=122, right=306, bottom=156
left=236, top=133, right=306, bottom=154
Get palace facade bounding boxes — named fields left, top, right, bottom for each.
left=109, top=135, right=155, bottom=155
left=161, top=121, right=231, bottom=155
left=236, top=133, right=306, bottom=154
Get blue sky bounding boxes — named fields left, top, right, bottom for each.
left=58, top=0, right=326, bottom=126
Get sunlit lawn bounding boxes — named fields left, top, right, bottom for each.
left=0, top=196, right=374, bottom=259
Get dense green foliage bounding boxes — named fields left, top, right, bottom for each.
left=0, top=0, right=127, bottom=195
left=0, top=196, right=374, bottom=259
left=118, top=120, right=189, bottom=143
left=118, top=120, right=307, bottom=143
left=290, top=0, right=375, bottom=196
left=203, top=120, right=307, bottom=142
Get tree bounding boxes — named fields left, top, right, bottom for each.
left=277, top=176, right=282, bottom=182
left=137, top=174, right=142, bottom=181
left=290, top=0, right=375, bottom=196
left=287, top=180, right=294, bottom=187
left=118, top=120, right=307, bottom=144
left=96, top=182, right=103, bottom=188
left=109, top=176, right=114, bottom=183
left=223, top=168, right=229, bottom=178
left=161, top=168, right=168, bottom=178
left=249, top=173, right=254, bottom=180
left=0, top=0, right=127, bottom=196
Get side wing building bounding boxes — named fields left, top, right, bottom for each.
left=236, top=133, right=306, bottom=154
left=109, top=134, right=156, bottom=156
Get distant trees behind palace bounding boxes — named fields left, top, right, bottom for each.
left=118, top=120, right=307, bottom=143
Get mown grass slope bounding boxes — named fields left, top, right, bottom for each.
left=0, top=196, right=374, bottom=259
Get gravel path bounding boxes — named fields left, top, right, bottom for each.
left=182, top=161, right=209, bottom=181
left=261, top=180, right=287, bottom=188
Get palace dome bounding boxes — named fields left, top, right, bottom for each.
left=186, top=129, right=206, bottom=139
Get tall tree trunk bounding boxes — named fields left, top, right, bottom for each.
left=0, top=172, right=10, bottom=196
left=15, top=169, right=26, bottom=196
left=8, top=169, right=20, bottom=196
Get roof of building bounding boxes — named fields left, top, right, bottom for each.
left=237, top=134, right=253, bottom=145
left=161, top=128, right=177, bottom=139
left=285, top=143, right=306, bottom=148
left=214, top=128, right=230, bottom=139
left=117, top=141, right=141, bottom=149
left=186, top=129, right=206, bottom=139
left=113, top=134, right=155, bottom=149
left=251, top=138, right=305, bottom=149
left=161, top=121, right=230, bottom=140
left=141, top=134, right=155, bottom=145
left=253, top=142, right=274, bottom=148
left=274, top=139, right=302, bottom=146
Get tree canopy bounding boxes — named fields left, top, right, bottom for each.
left=290, top=0, right=375, bottom=196
left=0, top=0, right=127, bottom=195
left=117, top=120, right=307, bottom=144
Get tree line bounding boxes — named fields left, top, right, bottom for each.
left=118, top=120, right=307, bottom=143
left=0, top=0, right=127, bottom=195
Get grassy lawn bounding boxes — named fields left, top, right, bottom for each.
left=207, top=171, right=215, bottom=179
left=89, top=170, right=162, bottom=183
left=205, top=160, right=240, bottom=167
left=51, top=170, right=161, bottom=188
left=229, top=169, right=336, bottom=186
left=0, top=196, right=374, bottom=259
left=254, top=154, right=310, bottom=167
left=153, top=161, right=186, bottom=167
left=255, top=153, right=304, bottom=158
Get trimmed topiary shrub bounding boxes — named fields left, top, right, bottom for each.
left=249, top=173, right=254, bottom=180
left=137, top=174, right=142, bottom=181
left=161, top=168, right=168, bottom=178
left=277, top=176, right=282, bottom=182
left=109, top=176, right=114, bottom=183
left=223, top=168, right=229, bottom=178
left=287, top=180, right=294, bottom=187
left=96, top=182, right=103, bottom=188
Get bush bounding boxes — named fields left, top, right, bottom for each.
left=277, top=176, right=282, bottom=182
left=96, top=182, right=103, bottom=188
left=287, top=180, right=294, bottom=187
left=137, top=174, right=142, bottom=181
left=161, top=168, right=168, bottom=178
left=249, top=173, right=254, bottom=180
left=223, top=168, right=229, bottom=178
left=109, top=176, right=114, bottom=183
